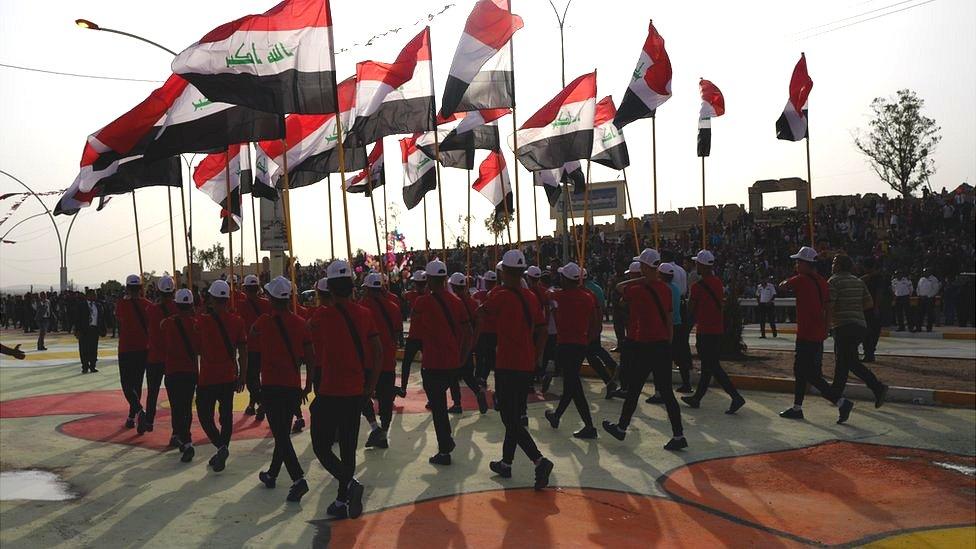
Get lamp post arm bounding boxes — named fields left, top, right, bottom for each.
left=0, top=169, right=64, bottom=266
left=97, top=27, right=179, bottom=56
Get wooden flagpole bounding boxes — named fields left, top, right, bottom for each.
left=240, top=207, right=246, bottom=280
left=564, top=182, right=581, bottom=261
left=466, top=169, right=472, bottom=278
left=622, top=168, right=640, bottom=255
left=166, top=188, right=177, bottom=283
left=700, top=156, right=707, bottom=250
left=366, top=179, right=385, bottom=275
left=278, top=131, right=300, bottom=310
left=423, top=196, right=430, bottom=255
left=508, top=2, right=522, bottom=246
left=501, top=189, right=512, bottom=246
left=224, top=152, right=236, bottom=308
left=180, top=162, right=193, bottom=289
left=187, top=160, right=194, bottom=287
left=425, top=27, right=448, bottom=256
left=651, top=115, right=660, bottom=248
left=531, top=162, right=540, bottom=265
left=326, top=174, right=335, bottom=259
left=131, top=191, right=144, bottom=277
left=805, top=132, right=815, bottom=245
left=580, top=160, right=591, bottom=269
left=249, top=193, right=259, bottom=276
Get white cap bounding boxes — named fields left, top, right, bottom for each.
left=125, top=274, right=141, bottom=286
left=363, top=272, right=383, bottom=288
left=174, top=288, right=194, bottom=304
left=658, top=262, right=676, bottom=276
left=425, top=260, right=448, bottom=277
left=315, top=277, right=330, bottom=292
left=790, top=246, right=818, bottom=263
left=558, top=262, right=581, bottom=281
left=634, top=248, right=661, bottom=268
left=526, top=266, right=542, bottom=278
left=209, top=279, right=231, bottom=298
left=483, top=271, right=498, bottom=282
left=627, top=261, right=642, bottom=274
left=326, top=260, right=352, bottom=280
left=411, top=270, right=427, bottom=282
left=243, top=274, right=260, bottom=287
left=449, top=272, right=466, bottom=286
left=495, top=261, right=504, bottom=271
left=502, top=249, right=527, bottom=269
left=693, top=249, right=716, bottom=266
left=157, top=275, right=175, bottom=293
left=264, top=276, right=292, bottom=299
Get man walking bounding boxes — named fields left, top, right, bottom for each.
left=160, top=289, right=200, bottom=462
left=239, top=274, right=270, bottom=420
left=397, top=270, right=427, bottom=397
left=360, top=272, right=402, bottom=448
left=448, top=272, right=489, bottom=414
left=756, top=276, right=778, bottom=338
left=144, top=276, right=176, bottom=434
left=36, top=291, right=50, bottom=351
left=75, top=288, right=104, bottom=373
left=115, top=275, right=152, bottom=430
left=859, top=258, right=884, bottom=362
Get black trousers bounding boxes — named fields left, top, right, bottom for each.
left=164, top=372, right=197, bottom=445
left=475, top=333, right=497, bottom=381
left=449, top=354, right=482, bottom=405
left=400, top=338, right=422, bottom=389
left=614, top=338, right=635, bottom=391
left=831, top=324, right=883, bottom=396
left=423, top=369, right=459, bottom=454
left=893, top=296, right=909, bottom=329
left=197, top=382, right=235, bottom=448
left=363, top=371, right=396, bottom=430
left=862, top=310, right=882, bottom=359
left=495, top=370, right=541, bottom=464
left=671, top=324, right=692, bottom=386
left=553, top=344, right=593, bottom=427
left=118, top=350, right=148, bottom=417
left=145, top=362, right=165, bottom=423
left=916, top=297, right=936, bottom=331
left=262, top=385, right=305, bottom=481
left=246, top=351, right=262, bottom=404
left=619, top=341, right=683, bottom=437
left=539, top=334, right=557, bottom=376
left=79, top=326, right=99, bottom=371
left=793, top=340, right=839, bottom=406
left=758, top=303, right=777, bottom=336
left=692, top=334, right=741, bottom=401
left=585, top=340, right=616, bottom=385
left=311, top=394, right=361, bottom=501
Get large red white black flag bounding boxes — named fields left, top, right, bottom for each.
left=399, top=134, right=437, bottom=210
left=172, top=0, right=337, bottom=114
left=417, top=108, right=508, bottom=169
left=591, top=96, right=629, bottom=170
left=55, top=157, right=181, bottom=215
left=345, top=140, right=385, bottom=195
left=776, top=53, right=812, bottom=142
left=614, top=21, right=672, bottom=129
left=532, top=161, right=584, bottom=207
left=473, top=151, right=514, bottom=221
left=698, top=79, right=725, bottom=158
left=440, top=0, right=522, bottom=117
left=193, top=144, right=251, bottom=232
left=513, top=71, right=596, bottom=171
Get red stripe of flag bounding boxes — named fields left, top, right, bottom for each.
left=198, top=0, right=332, bottom=43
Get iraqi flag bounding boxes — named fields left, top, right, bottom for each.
left=440, top=0, right=522, bottom=117
left=172, top=0, right=336, bottom=114
left=350, top=28, right=434, bottom=146
left=614, top=21, right=672, bottom=129
left=776, top=53, right=813, bottom=141
left=55, top=156, right=181, bottom=215
left=417, top=108, right=508, bottom=169
left=591, top=96, right=629, bottom=170
left=533, top=161, right=584, bottom=207
left=345, top=141, right=385, bottom=195
left=193, top=144, right=250, bottom=232
left=473, top=151, right=514, bottom=221
left=399, top=134, right=437, bottom=210
left=697, top=79, right=725, bottom=158
left=514, top=72, right=597, bottom=171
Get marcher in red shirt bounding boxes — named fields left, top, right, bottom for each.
left=683, top=250, right=746, bottom=414
left=238, top=274, right=270, bottom=420
left=527, top=266, right=557, bottom=392
left=115, top=274, right=153, bottom=430
left=603, top=249, right=687, bottom=451
left=308, top=261, right=382, bottom=520
left=478, top=250, right=554, bottom=490
left=143, top=275, right=176, bottom=434
left=397, top=270, right=427, bottom=397
left=160, top=288, right=201, bottom=463
left=359, top=272, right=402, bottom=448
left=472, top=270, right=498, bottom=385
left=250, top=276, right=316, bottom=503
left=195, top=280, right=247, bottom=472
left=448, top=272, right=489, bottom=414
left=543, top=262, right=601, bottom=438
left=778, top=246, right=854, bottom=423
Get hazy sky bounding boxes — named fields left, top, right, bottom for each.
left=1, top=0, right=974, bottom=289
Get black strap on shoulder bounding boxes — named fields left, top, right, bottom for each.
left=371, top=296, right=398, bottom=343
left=638, top=284, right=669, bottom=327
left=430, top=292, right=458, bottom=339
left=248, top=298, right=261, bottom=317
left=802, top=273, right=825, bottom=306
left=130, top=299, right=148, bottom=335
left=272, top=314, right=300, bottom=372
left=506, top=287, right=534, bottom=329
left=209, top=312, right=235, bottom=359
left=160, top=301, right=173, bottom=318
left=335, top=303, right=366, bottom=366
left=696, top=279, right=723, bottom=312
left=173, top=317, right=196, bottom=362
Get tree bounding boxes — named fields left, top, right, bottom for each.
left=854, top=89, right=941, bottom=198
left=101, top=279, right=123, bottom=296
left=196, top=243, right=228, bottom=270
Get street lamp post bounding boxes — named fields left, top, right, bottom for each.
left=0, top=169, right=67, bottom=290
left=75, top=19, right=179, bottom=56
left=547, top=0, right=574, bottom=263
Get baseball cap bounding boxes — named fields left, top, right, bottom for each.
left=209, top=279, right=231, bottom=298
left=363, top=272, right=383, bottom=288
left=502, top=250, right=526, bottom=269
left=693, top=249, right=716, bottom=266
left=264, top=276, right=292, bottom=299
left=789, top=246, right=817, bottom=263
left=125, top=274, right=141, bottom=286
left=634, top=248, right=661, bottom=268
left=174, top=288, right=194, bottom=305
left=411, top=270, right=427, bottom=282
left=449, top=272, right=466, bottom=287
left=426, top=260, right=448, bottom=277
left=627, top=261, right=641, bottom=274
left=315, top=277, right=330, bottom=292
left=526, top=266, right=542, bottom=278
left=658, top=262, right=676, bottom=276
left=157, top=275, right=175, bottom=293
left=558, top=262, right=581, bottom=281
left=243, top=274, right=259, bottom=287
left=483, top=271, right=497, bottom=282
left=326, top=260, right=353, bottom=280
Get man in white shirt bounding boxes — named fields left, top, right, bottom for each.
left=890, top=271, right=913, bottom=331
left=756, top=277, right=778, bottom=338
left=915, top=269, right=941, bottom=332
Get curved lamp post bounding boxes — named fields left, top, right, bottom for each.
left=75, top=19, right=179, bottom=56
left=0, top=169, right=67, bottom=289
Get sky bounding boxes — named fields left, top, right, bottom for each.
left=1, top=0, right=974, bottom=289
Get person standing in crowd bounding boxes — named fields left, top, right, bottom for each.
left=160, top=288, right=200, bottom=463
left=915, top=268, right=940, bottom=333
left=397, top=270, right=427, bottom=398
left=473, top=270, right=499, bottom=388
left=859, top=258, right=884, bottom=362
left=360, top=272, right=402, bottom=449
left=779, top=246, right=855, bottom=424
left=682, top=251, right=746, bottom=414
left=195, top=280, right=247, bottom=472
left=143, top=276, right=176, bottom=434
left=828, top=255, right=888, bottom=407
left=75, top=288, right=104, bottom=374
left=413, top=260, right=473, bottom=466
left=307, top=262, right=380, bottom=520
left=448, top=272, right=489, bottom=414
left=603, top=249, right=687, bottom=450
left=478, top=250, right=554, bottom=489
left=115, top=275, right=152, bottom=430
left=756, top=276, right=778, bottom=338
left=239, top=274, right=270, bottom=421
left=35, top=291, right=50, bottom=351
left=251, top=276, right=315, bottom=503
left=890, top=270, right=913, bottom=331
left=544, top=262, right=600, bottom=439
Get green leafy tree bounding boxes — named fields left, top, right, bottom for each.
left=854, top=89, right=941, bottom=198
left=197, top=243, right=228, bottom=270
left=100, top=279, right=123, bottom=296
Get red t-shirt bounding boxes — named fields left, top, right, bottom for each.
left=405, top=290, right=425, bottom=339
left=236, top=295, right=270, bottom=352
left=414, top=290, right=470, bottom=370
left=691, top=275, right=725, bottom=335
left=161, top=314, right=200, bottom=375
left=550, top=287, right=596, bottom=345
left=116, top=297, right=153, bottom=353
left=147, top=300, right=177, bottom=363
left=196, top=310, right=247, bottom=387
left=474, top=287, right=498, bottom=333
left=624, top=280, right=673, bottom=342
left=786, top=273, right=830, bottom=342
left=308, top=302, right=378, bottom=396
left=362, top=294, right=401, bottom=372
left=251, top=310, right=312, bottom=388
left=482, top=287, right=544, bottom=372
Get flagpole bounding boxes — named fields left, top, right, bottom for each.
left=423, top=196, right=430, bottom=255
left=180, top=157, right=193, bottom=289
left=425, top=27, right=448, bottom=256
left=240, top=207, right=246, bottom=280
left=278, top=132, right=300, bottom=310
left=805, top=133, right=815, bottom=245
left=326, top=174, right=335, bottom=260
left=509, top=3, right=522, bottom=247
left=622, top=168, right=640, bottom=255
left=187, top=159, right=194, bottom=287
left=466, top=168, right=472, bottom=278
left=700, top=156, right=707, bottom=250
left=565, top=182, right=580, bottom=260
left=501, top=190, right=512, bottom=246
left=651, top=115, right=660, bottom=249
left=166, top=188, right=177, bottom=282
left=531, top=163, right=540, bottom=265
left=224, top=152, right=236, bottom=309
left=580, top=159, right=591, bottom=269
left=131, top=191, right=144, bottom=277
left=366, top=181, right=385, bottom=276
left=250, top=191, right=259, bottom=276
left=322, top=5, right=354, bottom=263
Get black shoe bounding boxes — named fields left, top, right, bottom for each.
left=759, top=335, right=766, bottom=339
left=837, top=399, right=854, bottom=424
left=287, top=478, right=309, bottom=502
left=533, top=458, right=554, bottom=490
left=90, top=368, right=99, bottom=373
left=874, top=384, right=888, bottom=409
left=346, top=480, right=364, bottom=519
left=726, top=396, right=746, bottom=415
left=602, top=421, right=626, bottom=441
left=604, top=381, right=618, bottom=400
left=365, top=427, right=388, bottom=449
left=664, top=437, right=688, bottom=451
left=448, top=403, right=463, bottom=414
left=772, top=332, right=778, bottom=338
left=573, top=426, right=598, bottom=439
left=292, top=417, right=305, bottom=433
left=489, top=460, right=512, bottom=478
left=244, top=404, right=256, bottom=416
left=395, top=387, right=407, bottom=398
left=136, top=410, right=147, bottom=434
left=680, top=396, right=700, bottom=409
left=476, top=390, right=489, bottom=414
left=211, top=447, right=229, bottom=472
left=675, top=384, right=694, bottom=394
left=327, top=501, right=349, bottom=519
left=255, top=406, right=266, bottom=422
left=429, top=453, right=452, bottom=466
left=779, top=407, right=804, bottom=420
left=125, top=416, right=136, bottom=429
left=145, top=422, right=154, bottom=432
left=180, top=444, right=195, bottom=463
left=544, top=409, right=560, bottom=429
left=492, top=393, right=500, bottom=411
left=259, top=471, right=276, bottom=489
left=520, top=415, right=528, bottom=427
left=541, top=374, right=553, bottom=394
left=646, top=394, right=664, bottom=404
left=862, top=355, right=876, bottom=363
